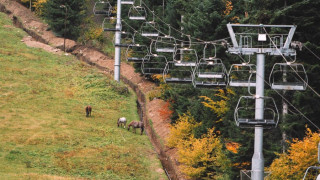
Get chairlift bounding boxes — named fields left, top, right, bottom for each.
left=155, top=36, right=177, bottom=53
left=140, top=21, right=160, bottom=37
left=93, top=1, right=112, bottom=16
left=269, top=62, right=308, bottom=90
left=173, top=48, right=198, bottom=67
left=126, top=44, right=149, bottom=62
left=228, top=63, right=256, bottom=87
left=113, top=31, right=134, bottom=48
left=163, top=62, right=194, bottom=84
left=302, top=143, right=320, bottom=180
left=193, top=58, right=228, bottom=88
left=141, top=54, right=167, bottom=75
left=234, top=96, right=279, bottom=128
left=128, top=6, right=147, bottom=20
left=102, top=17, right=121, bottom=32
left=121, top=0, right=134, bottom=5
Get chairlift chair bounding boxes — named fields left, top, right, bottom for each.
left=128, top=6, right=147, bottom=20
left=155, top=36, right=177, bottom=53
left=193, top=58, right=228, bottom=88
left=141, top=54, right=167, bottom=75
left=121, top=0, right=134, bottom=5
left=113, top=31, right=135, bottom=48
left=173, top=48, right=198, bottom=67
left=163, top=62, right=194, bottom=84
left=102, top=17, right=121, bottom=32
left=126, top=44, right=149, bottom=62
left=93, top=1, right=112, bottom=16
left=228, top=63, right=256, bottom=87
left=140, top=21, right=160, bottom=37
left=269, top=62, right=308, bottom=90
left=234, top=96, right=279, bottom=128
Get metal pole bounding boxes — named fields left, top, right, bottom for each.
left=252, top=53, right=265, bottom=180
left=114, top=0, right=122, bottom=82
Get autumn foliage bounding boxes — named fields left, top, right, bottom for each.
left=167, top=113, right=231, bottom=179
left=267, top=128, right=320, bottom=180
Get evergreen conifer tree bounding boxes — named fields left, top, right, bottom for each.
left=43, top=0, right=85, bottom=39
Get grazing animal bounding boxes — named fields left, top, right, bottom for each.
left=85, top=105, right=92, bottom=117
left=117, top=117, right=127, bottom=128
left=127, top=121, right=144, bottom=135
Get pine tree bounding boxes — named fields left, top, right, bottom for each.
left=43, top=0, right=85, bottom=39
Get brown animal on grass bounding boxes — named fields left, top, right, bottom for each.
left=127, top=121, right=144, bottom=135
left=85, top=105, right=92, bottom=117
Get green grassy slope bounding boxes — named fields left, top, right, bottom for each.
left=0, top=13, right=165, bottom=180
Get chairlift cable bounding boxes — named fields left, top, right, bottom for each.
left=254, top=67, right=320, bottom=131
left=302, top=44, right=320, bottom=61
left=121, top=19, right=205, bottom=46
left=263, top=27, right=320, bottom=98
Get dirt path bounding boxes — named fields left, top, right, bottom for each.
left=0, top=1, right=184, bottom=179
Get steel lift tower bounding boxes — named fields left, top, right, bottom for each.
left=226, top=24, right=297, bottom=180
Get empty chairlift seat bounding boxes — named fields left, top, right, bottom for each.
left=128, top=6, right=147, bottom=20
left=228, top=63, right=256, bottom=87
left=193, top=58, right=228, bottom=88
left=163, top=62, right=194, bottom=84
left=269, top=62, right=308, bottom=90
left=141, top=55, right=167, bottom=75
left=140, top=21, right=160, bottom=37
left=121, top=0, right=134, bottom=5
left=173, top=48, right=198, bottom=67
left=155, top=36, right=177, bottom=53
left=93, top=1, right=112, bottom=16
left=102, top=17, right=121, bottom=32
left=234, top=96, right=279, bottom=128
left=126, top=44, right=149, bottom=62
left=113, top=31, right=134, bottom=48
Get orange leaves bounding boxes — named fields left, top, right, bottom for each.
left=223, top=0, right=233, bottom=16
left=158, top=101, right=173, bottom=121
left=226, top=141, right=241, bottom=154
left=267, top=128, right=320, bottom=180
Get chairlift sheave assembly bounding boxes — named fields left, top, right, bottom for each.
left=93, top=0, right=112, bottom=16
left=234, top=96, right=279, bottom=128
left=141, top=54, right=167, bottom=75
left=269, top=62, right=308, bottom=90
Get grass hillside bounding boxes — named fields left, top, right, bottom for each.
left=0, top=13, right=165, bottom=180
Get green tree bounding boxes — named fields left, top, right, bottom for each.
left=43, top=0, right=85, bottom=39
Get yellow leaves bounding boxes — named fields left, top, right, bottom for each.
left=200, top=88, right=234, bottom=119
left=267, top=128, right=320, bottom=180
left=166, top=113, right=201, bottom=148
left=166, top=114, right=231, bottom=179
left=33, top=0, right=47, bottom=15
left=83, top=27, right=103, bottom=42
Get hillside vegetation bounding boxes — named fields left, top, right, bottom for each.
left=0, top=12, right=165, bottom=179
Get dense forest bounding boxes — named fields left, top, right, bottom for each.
left=20, top=0, right=320, bottom=179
